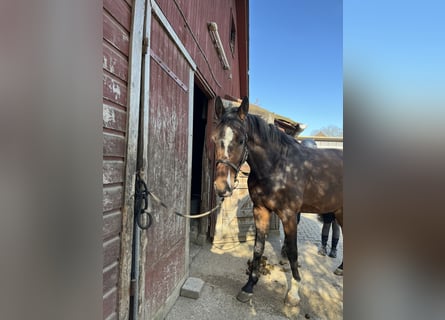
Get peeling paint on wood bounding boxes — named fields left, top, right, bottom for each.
left=144, top=242, right=186, bottom=319
left=103, top=185, right=123, bottom=212
left=103, top=73, right=127, bottom=107
left=103, top=42, right=129, bottom=82
left=102, top=0, right=249, bottom=318
left=140, top=16, right=191, bottom=319
left=103, top=1, right=133, bottom=319
left=103, top=160, right=125, bottom=184
left=103, top=104, right=127, bottom=132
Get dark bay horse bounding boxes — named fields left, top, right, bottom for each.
left=212, top=96, right=343, bottom=305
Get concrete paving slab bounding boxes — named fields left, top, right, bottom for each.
left=180, top=277, right=205, bottom=299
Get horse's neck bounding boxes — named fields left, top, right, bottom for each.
left=244, top=117, right=294, bottom=176
left=245, top=137, right=279, bottom=177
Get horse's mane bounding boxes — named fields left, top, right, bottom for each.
left=219, top=107, right=299, bottom=148
left=246, top=114, right=298, bottom=147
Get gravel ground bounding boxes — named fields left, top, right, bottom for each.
left=166, top=214, right=343, bottom=320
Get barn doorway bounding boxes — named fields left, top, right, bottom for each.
left=190, top=84, right=208, bottom=244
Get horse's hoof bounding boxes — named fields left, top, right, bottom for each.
left=284, top=293, right=300, bottom=306
left=334, top=267, right=343, bottom=276
left=236, top=290, right=253, bottom=303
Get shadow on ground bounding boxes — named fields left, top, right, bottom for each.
left=166, top=213, right=343, bottom=320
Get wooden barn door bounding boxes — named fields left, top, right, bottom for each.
left=133, top=3, right=197, bottom=320
left=104, top=0, right=198, bottom=319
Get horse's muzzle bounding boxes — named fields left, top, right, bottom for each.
left=214, top=182, right=233, bottom=198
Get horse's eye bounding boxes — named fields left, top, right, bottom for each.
left=239, top=139, right=244, bottom=145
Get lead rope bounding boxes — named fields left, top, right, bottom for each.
left=147, top=190, right=224, bottom=219
left=145, top=134, right=248, bottom=220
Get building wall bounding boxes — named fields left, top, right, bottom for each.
left=102, top=0, right=132, bottom=319
left=298, top=137, right=344, bottom=150
left=156, top=0, right=248, bottom=98
left=102, top=1, right=249, bottom=318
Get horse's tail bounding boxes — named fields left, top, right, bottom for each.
left=318, top=212, right=336, bottom=224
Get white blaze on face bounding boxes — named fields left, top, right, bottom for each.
left=223, top=127, right=234, bottom=188
left=223, top=127, right=234, bottom=157
left=227, top=168, right=231, bottom=188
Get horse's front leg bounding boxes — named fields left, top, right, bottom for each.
left=236, top=205, right=270, bottom=303
left=282, top=211, right=301, bottom=306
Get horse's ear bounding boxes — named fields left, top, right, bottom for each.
left=238, top=96, right=249, bottom=121
left=215, top=96, right=225, bottom=120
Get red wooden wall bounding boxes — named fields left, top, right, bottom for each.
left=102, top=0, right=132, bottom=319
left=156, top=0, right=248, bottom=98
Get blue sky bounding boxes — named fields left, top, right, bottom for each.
left=344, top=1, right=445, bottom=104
left=249, top=0, right=343, bottom=134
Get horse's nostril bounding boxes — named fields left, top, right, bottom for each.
left=213, top=183, right=232, bottom=197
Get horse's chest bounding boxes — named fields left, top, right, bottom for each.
left=248, top=175, right=299, bottom=210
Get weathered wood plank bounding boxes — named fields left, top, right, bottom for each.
left=103, top=185, right=124, bottom=212
left=103, top=11, right=130, bottom=57
left=103, top=73, right=128, bottom=107
left=103, top=133, right=126, bottom=158
left=145, top=21, right=189, bottom=265
left=142, top=20, right=190, bottom=320
left=103, top=160, right=125, bottom=184
left=117, top=0, right=146, bottom=318
left=103, top=287, right=118, bottom=320
left=103, top=262, right=119, bottom=295
left=103, top=103, right=127, bottom=132
left=103, top=210, right=122, bottom=240
left=144, top=242, right=186, bottom=319
left=104, top=0, right=131, bottom=32
left=104, top=236, right=121, bottom=268
left=103, top=42, right=129, bottom=82
left=104, top=312, right=117, bottom=320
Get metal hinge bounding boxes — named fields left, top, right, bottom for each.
left=130, top=278, right=137, bottom=297
left=142, top=37, right=149, bottom=55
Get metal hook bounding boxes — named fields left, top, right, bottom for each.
left=134, top=173, right=152, bottom=230
left=137, top=210, right=152, bottom=229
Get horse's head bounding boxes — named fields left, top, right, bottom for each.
left=212, top=96, right=249, bottom=197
